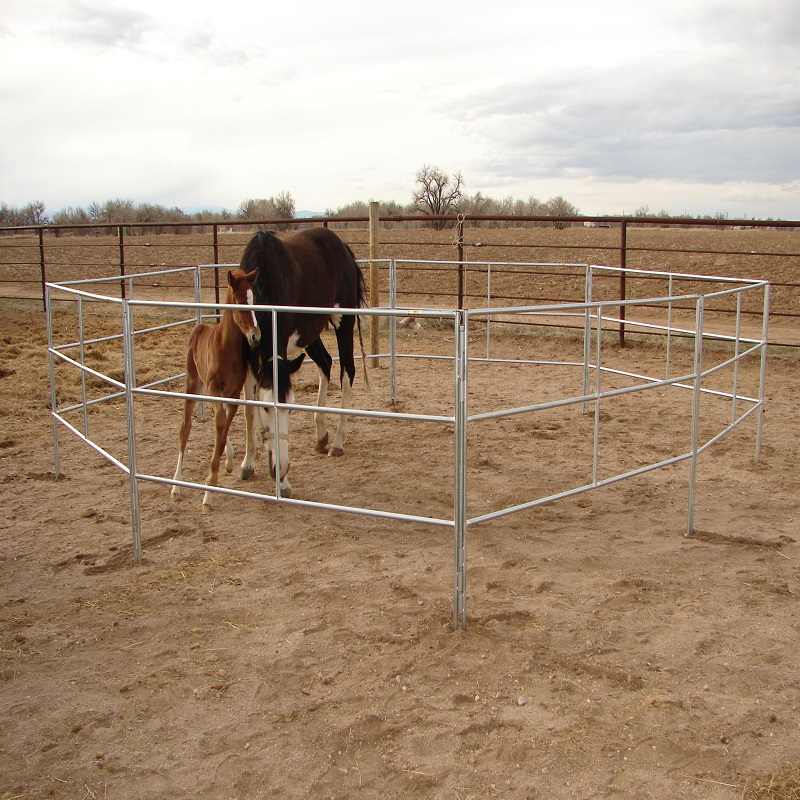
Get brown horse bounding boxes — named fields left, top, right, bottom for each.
left=171, top=268, right=261, bottom=511
left=237, top=227, right=368, bottom=498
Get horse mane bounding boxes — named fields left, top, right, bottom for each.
left=241, top=230, right=292, bottom=305
left=239, top=231, right=296, bottom=394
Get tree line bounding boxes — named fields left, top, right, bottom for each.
left=0, top=164, right=756, bottom=231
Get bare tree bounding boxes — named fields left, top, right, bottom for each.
left=412, top=165, right=464, bottom=229
left=238, top=193, right=295, bottom=227
left=272, top=191, right=295, bottom=220
left=546, top=196, right=580, bottom=228
left=25, top=201, right=47, bottom=225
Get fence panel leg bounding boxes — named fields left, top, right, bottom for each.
left=46, top=286, right=60, bottom=478
left=453, top=310, right=468, bottom=630
left=686, top=297, right=704, bottom=537
left=122, top=300, right=142, bottom=562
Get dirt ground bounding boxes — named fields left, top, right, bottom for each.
left=1, top=231, right=799, bottom=800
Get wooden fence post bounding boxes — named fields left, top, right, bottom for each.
left=38, top=227, right=47, bottom=312
left=213, top=223, right=220, bottom=305
left=369, top=201, right=380, bottom=366
left=619, top=219, right=627, bottom=348
left=118, top=225, right=126, bottom=300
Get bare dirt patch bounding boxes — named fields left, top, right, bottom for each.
left=1, top=232, right=799, bottom=799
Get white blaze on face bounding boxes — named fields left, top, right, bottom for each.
left=246, top=288, right=258, bottom=330
left=257, top=384, right=293, bottom=480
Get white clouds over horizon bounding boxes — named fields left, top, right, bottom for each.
left=2, top=0, right=799, bottom=219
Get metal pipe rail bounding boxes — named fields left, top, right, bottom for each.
left=46, top=260, right=770, bottom=631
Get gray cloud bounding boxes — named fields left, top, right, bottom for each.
left=49, top=1, right=155, bottom=51
left=686, top=1, right=800, bottom=54
left=451, top=43, right=800, bottom=187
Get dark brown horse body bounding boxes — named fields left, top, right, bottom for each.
left=237, top=227, right=367, bottom=496
left=171, top=268, right=260, bottom=511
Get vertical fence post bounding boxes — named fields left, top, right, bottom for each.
left=453, top=309, right=468, bottom=631
left=755, top=285, right=770, bottom=461
left=194, top=266, right=206, bottom=421
left=118, top=225, right=126, bottom=300
left=121, top=299, right=142, bottom=562
left=369, top=201, right=380, bottom=367
left=46, top=285, right=60, bottom=477
left=687, top=296, right=704, bottom=537
left=213, top=223, right=221, bottom=306
left=389, top=259, right=397, bottom=405
left=619, top=219, right=627, bottom=348
left=582, top=264, right=593, bottom=415
left=39, top=227, right=48, bottom=312
left=457, top=218, right=465, bottom=310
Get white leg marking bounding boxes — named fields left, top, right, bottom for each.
left=224, top=438, right=235, bottom=473
left=246, top=288, right=258, bottom=330
left=171, top=450, right=184, bottom=498
left=258, top=386, right=292, bottom=485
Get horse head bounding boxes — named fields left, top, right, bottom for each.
left=226, top=268, right=261, bottom=348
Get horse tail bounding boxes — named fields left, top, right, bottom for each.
left=348, top=243, right=371, bottom=390
left=356, top=313, right=371, bottom=390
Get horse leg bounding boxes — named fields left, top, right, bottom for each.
left=240, top=371, right=258, bottom=480
left=306, top=338, right=332, bottom=454
left=171, top=359, right=200, bottom=499
left=330, top=318, right=357, bottom=457
left=329, top=372, right=351, bottom=457
left=203, top=398, right=234, bottom=512
left=224, top=438, right=235, bottom=473
left=315, top=366, right=330, bottom=453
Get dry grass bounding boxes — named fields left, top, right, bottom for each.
left=744, top=765, right=800, bottom=800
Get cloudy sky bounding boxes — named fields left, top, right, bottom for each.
left=2, top=0, right=799, bottom=219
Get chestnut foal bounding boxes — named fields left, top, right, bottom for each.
left=171, top=268, right=260, bottom=511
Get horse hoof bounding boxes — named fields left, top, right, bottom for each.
left=202, top=503, right=213, bottom=514
left=280, top=486, right=292, bottom=499
left=329, top=447, right=344, bottom=458
left=170, top=488, right=180, bottom=500
left=240, top=467, right=254, bottom=481
left=316, top=433, right=329, bottom=454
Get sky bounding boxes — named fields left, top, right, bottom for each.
left=1, top=0, right=799, bottom=220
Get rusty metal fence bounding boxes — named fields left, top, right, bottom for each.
left=2, top=215, right=798, bottom=347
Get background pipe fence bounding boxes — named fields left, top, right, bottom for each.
left=3, top=214, right=798, bottom=348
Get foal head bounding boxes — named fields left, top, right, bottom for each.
left=226, top=268, right=261, bottom=348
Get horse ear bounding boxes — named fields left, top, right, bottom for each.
left=287, top=353, right=305, bottom=374
left=227, top=270, right=235, bottom=287
left=245, top=269, right=258, bottom=284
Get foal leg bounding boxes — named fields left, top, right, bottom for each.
left=171, top=400, right=194, bottom=498
left=239, top=371, right=258, bottom=480
left=171, top=361, right=200, bottom=499
left=203, top=400, right=237, bottom=511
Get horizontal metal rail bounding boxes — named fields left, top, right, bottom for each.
left=45, top=258, right=770, bottom=630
